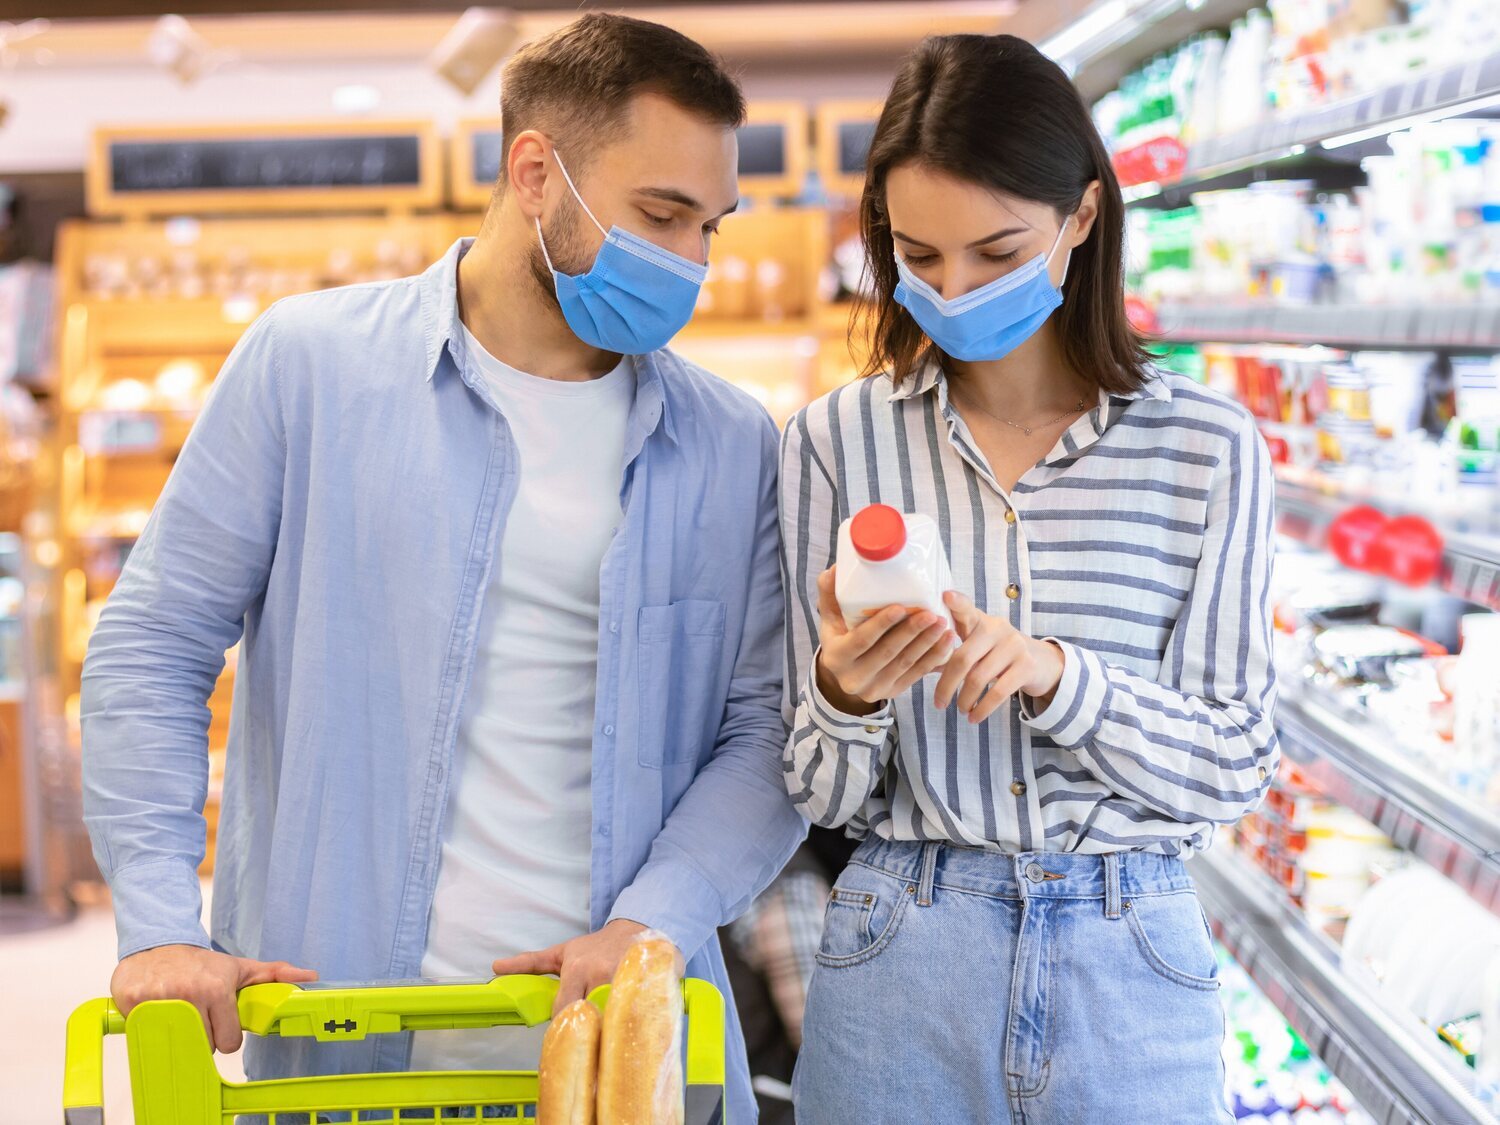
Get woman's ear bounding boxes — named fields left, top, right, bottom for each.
left=1069, top=180, right=1103, bottom=245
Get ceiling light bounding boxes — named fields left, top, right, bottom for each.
left=147, top=15, right=213, bottom=85
left=429, top=8, right=520, bottom=98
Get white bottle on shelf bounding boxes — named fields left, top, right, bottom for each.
left=835, top=504, right=956, bottom=632
left=1479, top=952, right=1500, bottom=1108
left=1454, top=611, right=1500, bottom=796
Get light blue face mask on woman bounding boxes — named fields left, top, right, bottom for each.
left=893, top=216, right=1073, bottom=362
left=537, top=150, right=708, bottom=355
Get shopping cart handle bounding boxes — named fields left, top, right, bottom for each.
left=63, top=976, right=727, bottom=1125
left=237, top=974, right=561, bottom=1040
left=62, top=996, right=125, bottom=1125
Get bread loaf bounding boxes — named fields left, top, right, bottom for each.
left=596, top=935, right=684, bottom=1125
left=538, top=999, right=600, bottom=1125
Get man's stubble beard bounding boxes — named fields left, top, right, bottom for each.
left=528, top=191, right=589, bottom=313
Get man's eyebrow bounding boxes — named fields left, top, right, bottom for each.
left=635, top=186, right=739, bottom=219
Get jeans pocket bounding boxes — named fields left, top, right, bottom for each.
left=1125, top=890, right=1221, bottom=991
left=815, top=864, right=912, bottom=967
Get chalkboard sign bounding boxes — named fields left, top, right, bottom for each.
left=89, top=121, right=440, bottom=216
left=736, top=104, right=808, bottom=199
left=471, top=129, right=505, bottom=188
left=737, top=122, right=788, bottom=178
left=817, top=102, right=883, bottom=198
left=836, top=121, right=877, bottom=176
left=108, top=135, right=422, bottom=195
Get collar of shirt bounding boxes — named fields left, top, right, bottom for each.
left=886, top=359, right=1173, bottom=469
left=417, top=237, right=678, bottom=446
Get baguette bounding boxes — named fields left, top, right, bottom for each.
left=538, top=999, right=601, bottom=1125
left=596, top=935, right=684, bottom=1125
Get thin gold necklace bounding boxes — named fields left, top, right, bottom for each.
left=951, top=386, right=1088, bottom=437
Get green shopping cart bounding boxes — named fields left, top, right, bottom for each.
left=64, top=975, right=726, bottom=1124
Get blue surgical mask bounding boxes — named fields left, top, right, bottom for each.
left=537, top=150, right=707, bottom=355
left=893, top=218, right=1072, bottom=362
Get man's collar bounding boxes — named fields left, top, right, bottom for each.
left=418, top=236, right=676, bottom=444
left=419, top=237, right=473, bottom=383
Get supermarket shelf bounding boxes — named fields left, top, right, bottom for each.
left=1062, top=0, right=1258, bottom=102
left=1192, top=846, right=1497, bottom=1125
left=1128, top=46, right=1500, bottom=200
left=1275, top=468, right=1500, bottom=611
left=1276, top=686, right=1500, bottom=917
left=1155, top=301, right=1500, bottom=352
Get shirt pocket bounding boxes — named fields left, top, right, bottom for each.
left=636, top=599, right=727, bottom=769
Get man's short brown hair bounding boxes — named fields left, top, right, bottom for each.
left=498, top=12, right=745, bottom=181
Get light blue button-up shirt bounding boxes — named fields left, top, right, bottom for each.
left=81, top=237, right=806, bottom=1120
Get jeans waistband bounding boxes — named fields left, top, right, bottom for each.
left=850, top=837, right=1195, bottom=903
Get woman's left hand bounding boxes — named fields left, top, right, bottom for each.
left=933, top=591, right=1065, bottom=723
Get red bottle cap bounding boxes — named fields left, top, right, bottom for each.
left=850, top=504, right=906, bottom=562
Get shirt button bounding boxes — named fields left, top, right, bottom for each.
left=1258, top=766, right=1268, bottom=782
left=603, top=725, right=614, bottom=736
left=1004, top=509, right=1017, bottom=524
left=1010, top=780, right=1027, bottom=796
left=1006, top=583, right=1021, bottom=600
left=599, top=825, right=611, bottom=838
left=864, top=724, right=881, bottom=735
left=609, top=622, right=619, bottom=634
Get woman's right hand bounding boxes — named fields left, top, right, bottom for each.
left=813, top=566, right=957, bottom=716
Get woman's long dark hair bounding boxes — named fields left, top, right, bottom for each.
left=857, top=34, right=1152, bottom=395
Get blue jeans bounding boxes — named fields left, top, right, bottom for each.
left=794, top=838, right=1231, bottom=1124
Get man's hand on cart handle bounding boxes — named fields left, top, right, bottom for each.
left=490, top=919, right=684, bottom=1017
left=111, top=943, right=319, bottom=1054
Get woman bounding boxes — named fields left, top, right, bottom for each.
left=780, top=34, right=1274, bottom=1124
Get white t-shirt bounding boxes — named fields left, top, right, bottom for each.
left=410, top=324, right=633, bottom=1071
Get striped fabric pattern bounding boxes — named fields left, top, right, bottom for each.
left=777, top=364, right=1278, bottom=856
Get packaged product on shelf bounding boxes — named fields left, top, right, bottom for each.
left=1480, top=956, right=1500, bottom=1105
left=1097, top=1, right=1495, bottom=175
left=1299, top=805, right=1401, bottom=934
left=1123, top=123, right=1500, bottom=306
left=1448, top=355, right=1500, bottom=489
left=1452, top=611, right=1500, bottom=797
left=1219, top=952, right=1375, bottom=1123
left=1342, top=864, right=1500, bottom=1063
left=1307, top=623, right=1433, bottom=686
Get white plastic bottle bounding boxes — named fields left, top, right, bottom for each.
left=835, top=504, right=956, bottom=632
left=1479, top=952, right=1500, bottom=1107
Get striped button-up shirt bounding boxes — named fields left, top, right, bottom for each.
left=778, top=363, right=1278, bottom=856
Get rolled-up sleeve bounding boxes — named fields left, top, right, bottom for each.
left=778, top=407, right=898, bottom=829
left=1021, top=409, right=1278, bottom=825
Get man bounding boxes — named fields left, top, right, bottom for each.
left=82, top=13, right=805, bottom=1121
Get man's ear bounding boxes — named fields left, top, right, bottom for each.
left=506, top=129, right=553, bottom=222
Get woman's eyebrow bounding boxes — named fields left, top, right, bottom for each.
left=965, top=226, right=1029, bottom=248
left=892, top=226, right=1030, bottom=250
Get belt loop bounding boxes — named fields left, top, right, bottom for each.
left=916, top=841, right=940, bottom=907
left=1103, top=852, right=1122, bottom=920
